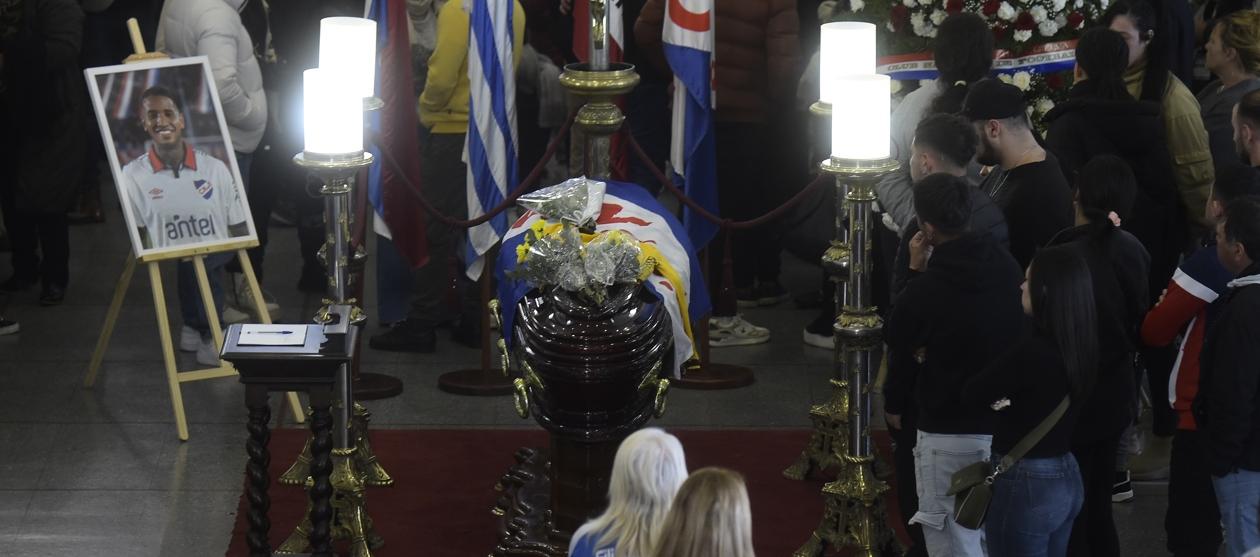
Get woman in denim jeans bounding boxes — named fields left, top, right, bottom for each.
left=964, top=246, right=1098, bottom=556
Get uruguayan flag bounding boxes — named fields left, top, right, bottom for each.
left=464, top=0, right=519, bottom=279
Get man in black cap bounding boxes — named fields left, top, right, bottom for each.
left=964, top=78, right=1073, bottom=269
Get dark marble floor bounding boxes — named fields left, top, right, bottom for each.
left=0, top=188, right=1173, bottom=556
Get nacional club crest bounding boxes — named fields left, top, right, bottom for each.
left=193, top=179, right=213, bottom=200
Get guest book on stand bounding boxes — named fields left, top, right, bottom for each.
left=238, top=324, right=309, bottom=346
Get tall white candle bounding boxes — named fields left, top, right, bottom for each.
left=831, top=74, right=891, bottom=161
left=819, top=22, right=877, bottom=104
left=303, top=68, right=364, bottom=156
left=319, top=17, right=377, bottom=99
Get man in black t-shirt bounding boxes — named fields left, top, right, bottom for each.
left=963, top=79, right=1073, bottom=269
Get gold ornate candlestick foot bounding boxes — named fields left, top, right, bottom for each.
left=352, top=403, right=392, bottom=487
left=277, top=403, right=392, bottom=487
left=277, top=447, right=383, bottom=556
left=784, top=379, right=850, bottom=480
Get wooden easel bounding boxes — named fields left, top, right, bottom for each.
left=82, top=21, right=303, bottom=441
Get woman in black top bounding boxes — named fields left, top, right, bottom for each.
left=1044, top=27, right=1179, bottom=310
left=1047, top=155, right=1151, bottom=557
left=963, top=245, right=1098, bottom=557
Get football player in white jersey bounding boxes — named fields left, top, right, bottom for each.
left=121, top=86, right=249, bottom=249
left=121, top=86, right=249, bottom=365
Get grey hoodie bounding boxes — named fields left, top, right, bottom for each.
left=157, top=0, right=267, bottom=153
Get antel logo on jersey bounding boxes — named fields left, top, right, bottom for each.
left=148, top=187, right=164, bottom=200
left=164, top=213, right=219, bottom=242
left=193, top=179, right=214, bottom=200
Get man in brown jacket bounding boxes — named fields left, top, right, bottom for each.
left=635, top=0, right=800, bottom=346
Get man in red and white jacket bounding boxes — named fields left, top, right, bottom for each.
left=1142, top=164, right=1260, bottom=557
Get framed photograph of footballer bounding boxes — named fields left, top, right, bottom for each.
left=85, top=56, right=257, bottom=262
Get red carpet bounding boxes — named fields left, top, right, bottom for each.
left=225, top=428, right=904, bottom=556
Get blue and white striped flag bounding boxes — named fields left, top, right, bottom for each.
left=464, top=0, right=519, bottom=280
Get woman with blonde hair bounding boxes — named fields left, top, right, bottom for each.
left=1198, top=10, right=1260, bottom=170
left=568, top=428, right=688, bottom=557
left=650, top=468, right=755, bottom=557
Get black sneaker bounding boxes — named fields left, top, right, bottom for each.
left=0, top=275, right=36, bottom=292
left=368, top=320, right=436, bottom=353
left=39, top=284, right=65, bottom=306
left=0, top=317, right=18, bottom=335
left=738, top=281, right=792, bottom=308
left=1112, top=470, right=1134, bottom=503
left=803, top=311, right=834, bottom=350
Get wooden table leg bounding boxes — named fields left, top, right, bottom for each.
left=307, top=386, right=334, bottom=557
left=245, top=385, right=272, bottom=557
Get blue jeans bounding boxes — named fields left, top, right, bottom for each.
left=912, top=431, right=992, bottom=556
left=176, top=153, right=251, bottom=334
left=986, top=453, right=1084, bottom=557
left=178, top=252, right=232, bottom=333
left=1212, top=468, right=1260, bottom=557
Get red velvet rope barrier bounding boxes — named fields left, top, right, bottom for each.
left=370, top=112, right=830, bottom=234
left=621, top=125, right=832, bottom=230
left=369, top=109, right=577, bottom=229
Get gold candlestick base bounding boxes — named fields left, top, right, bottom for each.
left=278, top=447, right=383, bottom=556
left=783, top=379, right=850, bottom=480
left=279, top=403, right=391, bottom=486
left=794, top=455, right=894, bottom=557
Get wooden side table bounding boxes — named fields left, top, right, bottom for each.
left=221, top=321, right=358, bottom=557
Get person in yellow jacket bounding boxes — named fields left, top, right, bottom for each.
left=371, top=0, right=525, bottom=353
left=1105, top=0, right=1214, bottom=240
left=418, top=0, right=525, bottom=131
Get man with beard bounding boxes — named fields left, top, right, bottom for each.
left=121, top=85, right=249, bottom=365
left=1233, top=89, right=1260, bottom=167
left=964, top=78, right=1073, bottom=269
left=883, top=113, right=1009, bottom=557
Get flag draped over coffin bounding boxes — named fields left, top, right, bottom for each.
left=496, top=180, right=712, bottom=376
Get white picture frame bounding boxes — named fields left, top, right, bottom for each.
left=85, top=56, right=258, bottom=262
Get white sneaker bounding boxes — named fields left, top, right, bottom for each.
left=802, top=328, right=835, bottom=350
left=222, top=306, right=250, bottom=324
left=233, top=274, right=280, bottom=317
left=0, top=318, right=19, bottom=336
left=179, top=326, right=200, bottom=352
left=195, top=334, right=221, bottom=366
left=709, top=315, right=770, bottom=347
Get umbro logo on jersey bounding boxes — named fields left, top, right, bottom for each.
left=194, top=179, right=214, bottom=200
left=148, top=188, right=164, bottom=200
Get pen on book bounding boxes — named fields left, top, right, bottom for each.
left=249, top=331, right=294, bottom=335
